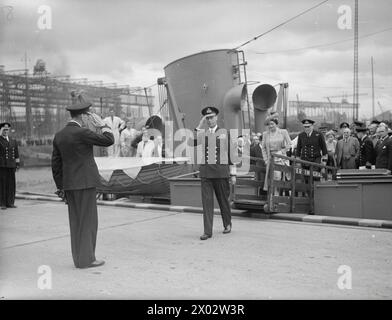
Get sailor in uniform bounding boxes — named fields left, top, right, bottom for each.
left=296, top=119, right=328, bottom=170
left=194, top=106, right=236, bottom=240
left=0, top=122, right=20, bottom=210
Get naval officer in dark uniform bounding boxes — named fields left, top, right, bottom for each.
left=296, top=119, right=328, bottom=169
left=356, top=127, right=375, bottom=168
left=194, top=106, right=236, bottom=240
left=0, top=122, right=20, bottom=210
left=52, top=91, right=114, bottom=268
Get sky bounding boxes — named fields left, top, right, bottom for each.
left=1, top=0, right=391, bottom=119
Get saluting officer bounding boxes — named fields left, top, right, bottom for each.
left=52, top=91, right=114, bottom=268
left=194, top=106, right=236, bottom=240
left=0, top=122, right=20, bottom=210
left=296, top=119, right=328, bottom=169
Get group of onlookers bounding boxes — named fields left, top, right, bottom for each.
left=248, top=114, right=392, bottom=176
left=320, top=120, right=392, bottom=171
left=99, top=109, right=164, bottom=158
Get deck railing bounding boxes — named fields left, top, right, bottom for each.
left=233, top=153, right=338, bottom=214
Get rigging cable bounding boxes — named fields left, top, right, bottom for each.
left=254, top=26, right=392, bottom=55
left=233, top=0, right=329, bottom=50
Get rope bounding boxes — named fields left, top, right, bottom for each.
left=233, top=0, right=329, bottom=50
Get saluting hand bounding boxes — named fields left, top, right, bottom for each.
left=86, top=112, right=106, bottom=128
left=196, top=115, right=208, bottom=130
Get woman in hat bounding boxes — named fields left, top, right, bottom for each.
left=261, top=112, right=292, bottom=192
left=0, top=122, right=20, bottom=209
left=325, top=130, right=337, bottom=167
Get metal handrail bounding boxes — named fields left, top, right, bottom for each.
left=270, top=152, right=337, bottom=170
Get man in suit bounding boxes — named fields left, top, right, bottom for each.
left=335, top=128, right=360, bottom=169
left=0, top=122, right=20, bottom=210
left=296, top=119, right=328, bottom=169
left=250, top=135, right=263, bottom=164
left=337, top=122, right=350, bottom=141
left=375, top=124, right=392, bottom=171
left=52, top=91, right=114, bottom=269
left=250, top=134, right=266, bottom=196
left=356, top=127, right=375, bottom=168
left=103, top=108, right=124, bottom=157
left=194, top=106, right=236, bottom=240
left=368, top=120, right=380, bottom=148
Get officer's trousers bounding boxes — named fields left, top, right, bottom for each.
left=201, top=178, right=232, bottom=236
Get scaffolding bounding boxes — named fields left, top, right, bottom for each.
left=0, top=67, right=154, bottom=141
left=288, top=100, right=355, bottom=127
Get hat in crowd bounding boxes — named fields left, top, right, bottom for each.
left=353, top=120, right=365, bottom=127
left=332, top=129, right=338, bottom=133
left=325, top=130, right=335, bottom=137
left=339, top=122, right=350, bottom=129
left=265, top=112, right=280, bottom=124
left=66, top=91, right=93, bottom=111
left=301, top=119, right=315, bottom=125
left=0, top=122, right=11, bottom=129
left=370, top=119, right=381, bottom=125
left=356, top=127, right=368, bottom=132
left=201, top=106, right=219, bottom=116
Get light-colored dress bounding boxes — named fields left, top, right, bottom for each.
left=261, top=128, right=292, bottom=191
left=326, top=139, right=337, bottom=167
left=120, top=128, right=138, bottom=156
left=136, top=139, right=155, bottom=158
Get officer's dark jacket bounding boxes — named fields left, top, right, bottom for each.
left=0, top=136, right=19, bottom=168
left=358, top=135, right=375, bottom=166
left=296, top=130, right=327, bottom=161
left=375, top=136, right=392, bottom=171
left=195, top=127, right=232, bottom=178
left=52, top=122, right=114, bottom=190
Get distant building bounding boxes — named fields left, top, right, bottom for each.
left=0, top=68, right=154, bottom=140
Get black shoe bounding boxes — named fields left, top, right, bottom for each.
left=223, top=224, right=232, bottom=234
left=7, top=205, right=17, bottom=208
left=1, top=206, right=6, bottom=210
left=82, top=260, right=105, bottom=269
left=200, top=234, right=212, bottom=240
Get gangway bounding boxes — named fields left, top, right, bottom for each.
left=233, top=153, right=338, bottom=214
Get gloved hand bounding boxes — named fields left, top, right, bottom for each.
left=55, top=189, right=67, bottom=204
left=86, top=112, right=107, bottom=128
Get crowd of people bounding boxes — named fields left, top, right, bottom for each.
left=247, top=113, right=392, bottom=175
left=94, top=108, right=164, bottom=158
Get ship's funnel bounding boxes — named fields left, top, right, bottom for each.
left=252, top=84, right=277, bottom=133
left=223, top=83, right=246, bottom=130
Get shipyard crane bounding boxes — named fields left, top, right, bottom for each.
left=324, top=93, right=368, bottom=103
